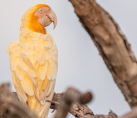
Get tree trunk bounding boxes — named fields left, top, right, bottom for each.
left=69, top=0, right=137, bottom=108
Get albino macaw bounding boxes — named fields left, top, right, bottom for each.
left=7, top=4, right=58, bottom=118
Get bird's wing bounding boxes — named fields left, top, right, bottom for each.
left=8, top=46, right=37, bottom=103
left=7, top=37, right=58, bottom=105
left=34, top=48, right=58, bottom=104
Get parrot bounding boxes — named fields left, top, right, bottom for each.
left=7, top=4, right=58, bottom=118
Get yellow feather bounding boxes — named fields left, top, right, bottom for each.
left=12, top=72, right=19, bottom=87
left=30, top=54, right=36, bottom=65
left=53, top=63, right=58, bottom=80
left=18, top=58, right=28, bottom=71
left=13, top=73, right=27, bottom=103
left=9, top=53, right=14, bottom=62
left=28, top=95, right=38, bottom=110
left=20, top=74, right=34, bottom=96
left=27, top=67, right=37, bottom=78
left=35, top=78, right=43, bottom=101
left=46, top=60, right=52, bottom=80
left=11, top=57, right=19, bottom=71
left=40, top=50, right=47, bottom=65
left=37, top=61, right=48, bottom=81
left=21, top=54, right=34, bottom=69
left=15, top=66, right=24, bottom=80
left=41, top=76, right=48, bottom=90
left=36, top=50, right=43, bottom=64
left=18, top=57, right=37, bottom=78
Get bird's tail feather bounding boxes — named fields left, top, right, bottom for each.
left=35, top=89, right=54, bottom=118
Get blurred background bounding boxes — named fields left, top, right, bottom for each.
left=1, top=0, right=137, bottom=117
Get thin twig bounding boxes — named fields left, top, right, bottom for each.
left=46, top=100, right=59, bottom=105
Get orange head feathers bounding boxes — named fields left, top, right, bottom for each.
left=21, top=4, right=57, bottom=34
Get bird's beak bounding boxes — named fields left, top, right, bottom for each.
left=44, top=8, right=57, bottom=29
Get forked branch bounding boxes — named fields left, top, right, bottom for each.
left=0, top=83, right=117, bottom=118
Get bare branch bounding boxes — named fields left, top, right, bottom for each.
left=69, top=0, right=137, bottom=108
left=53, top=88, right=92, bottom=118
left=0, top=84, right=118, bottom=118
left=50, top=90, right=94, bottom=118
left=0, top=84, right=39, bottom=118
left=51, top=89, right=117, bottom=118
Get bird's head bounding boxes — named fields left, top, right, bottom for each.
left=21, top=4, right=57, bottom=34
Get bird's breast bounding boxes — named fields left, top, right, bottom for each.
left=7, top=33, right=58, bottom=68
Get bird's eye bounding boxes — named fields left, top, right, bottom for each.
left=39, top=9, right=44, bottom=13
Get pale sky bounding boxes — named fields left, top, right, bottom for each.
left=1, top=0, right=137, bottom=117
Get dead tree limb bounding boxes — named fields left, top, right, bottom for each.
left=69, top=0, right=137, bottom=108
left=0, top=84, right=39, bottom=118
left=53, top=88, right=118, bottom=118
left=51, top=92, right=93, bottom=118
left=0, top=83, right=118, bottom=118
left=0, top=83, right=94, bottom=118
left=53, top=88, right=92, bottom=118
left=52, top=94, right=118, bottom=118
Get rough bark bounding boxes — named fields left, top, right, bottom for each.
left=69, top=0, right=137, bottom=108
left=52, top=89, right=93, bottom=118
left=0, top=84, right=39, bottom=118
left=120, top=107, right=137, bottom=118
left=0, top=83, right=118, bottom=118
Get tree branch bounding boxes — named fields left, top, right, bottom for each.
left=69, top=0, right=137, bottom=108
left=52, top=93, right=118, bottom=118
left=0, top=84, right=39, bottom=118
left=0, top=83, right=118, bottom=118
left=53, top=88, right=93, bottom=118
